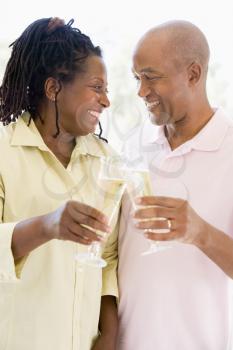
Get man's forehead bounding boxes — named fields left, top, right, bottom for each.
left=132, top=41, right=166, bottom=73
left=133, top=33, right=169, bottom=65
left=136, top=29, right=169, bottom=49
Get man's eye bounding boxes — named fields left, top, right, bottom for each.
left=93, top=85, right=102, bottom=90
left=145, top=75, right=160, bottom=81
left=133, top=75, right=161, bottom=82
left=145, top=75, right=165, bottom=81
left=133, top=76, right=141, bottom=85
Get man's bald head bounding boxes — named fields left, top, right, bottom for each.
left=136, top=20, right=210, bottom=72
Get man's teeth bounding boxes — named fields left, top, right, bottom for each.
left=147, top=101, right=160, bottom=108
left=88, top=110, right=101, bottom=118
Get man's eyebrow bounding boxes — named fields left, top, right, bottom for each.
left=132, top=67, right=163, bottom=75
left=140, top=67, right=163, bottom=74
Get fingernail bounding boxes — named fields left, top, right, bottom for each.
left=102, top=217, right=109, bottom=224
left=135, top=197, right=142, bottom=205
left=99, top=232, right=109, bottom=241
left=105, top=226, right=111, bottom=233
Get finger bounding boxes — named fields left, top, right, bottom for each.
left=68, top=201, right=110, bottom=226
left=67, top=222, right=103, bottom=242
left=135, top=218, right=174, bottom=231
left=134, top=206, right=175, bottom=219
left=72, top=211, right=111, bottom=233
left=144, top=229, right=182, bottom=241
left=59, top=226, right=92, bottom=245
left=66, top=228, right=93, bottom=245
left=136, top=196, right=186, bottom=208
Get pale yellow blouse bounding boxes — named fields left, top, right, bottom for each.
left=0, top=113, right=120, bottom=350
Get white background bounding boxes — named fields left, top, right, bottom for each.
left=0, top=0, right=233, bottom=149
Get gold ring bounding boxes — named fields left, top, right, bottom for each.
left=167, top=219, right=172, bottom=230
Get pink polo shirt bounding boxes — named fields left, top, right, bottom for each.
left=117, top=108, right=233, bottom=350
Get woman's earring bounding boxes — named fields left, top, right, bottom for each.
left=51, top=96, right=55, bottom=102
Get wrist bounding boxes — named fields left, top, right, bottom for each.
left=99, top=322, right=118, bottom=343
left=100, top=329, right=118, bottom=338
left=193, top=220, right=209, bottom=249
left=40, top=213, right=57, bottom=241
left=98, top=332, right=117, bottom=347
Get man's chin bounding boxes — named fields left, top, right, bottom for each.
left=149, top=111, right=171, bottom=125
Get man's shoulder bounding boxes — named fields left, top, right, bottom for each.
left=219, top=109, right=233, bottom=143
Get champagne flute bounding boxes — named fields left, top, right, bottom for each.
left=123, top=168, right=171, bottom=254
left=97, top=158, right=169, bottom=254
left=124, top=164, right=186, bottom=255
left=75, top=157, right=126, bottom=268
left=137, top=177, right=188, bottom=255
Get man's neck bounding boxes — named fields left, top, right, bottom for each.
left=165, top=106, right=214, bottom=150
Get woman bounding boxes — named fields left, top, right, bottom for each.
left=0, top=17, right=118, bottom=350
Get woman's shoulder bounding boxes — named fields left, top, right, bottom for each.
left=84, top=134, right=119, bottom=158
left=0, top=122, right=16, bottom=146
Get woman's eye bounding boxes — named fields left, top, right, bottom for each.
left=91, top=85, right=109, bottom=94
left=92, top=85, right=103, bottom=92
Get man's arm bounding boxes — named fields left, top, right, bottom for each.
left=195, top=222, right=233, bottom=279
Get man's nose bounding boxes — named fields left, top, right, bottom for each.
left=137, top=81, right=150, bottom=98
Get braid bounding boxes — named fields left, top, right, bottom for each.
left=52, top=81, right=62, bottom=138
left=95, top=122, right=108, bottom=143
left=0, top=17, right=104, bottom=140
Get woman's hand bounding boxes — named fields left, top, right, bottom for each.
left=42, top=200, right=111, bottom=245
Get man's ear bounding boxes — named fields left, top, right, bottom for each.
left=44, top=77, right=61, bottom=101
left=187, top=62, right=202, bottom=86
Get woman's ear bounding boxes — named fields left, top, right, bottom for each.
left=44, top=77, right=61, bottom=102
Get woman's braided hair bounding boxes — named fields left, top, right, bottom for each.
left=0, top=17, right=107, bottom=141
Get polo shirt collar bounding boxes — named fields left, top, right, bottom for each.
left=150, top=108, right=232, bottom=152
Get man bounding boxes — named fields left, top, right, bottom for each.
left=117, top=20, right=233, bottom=350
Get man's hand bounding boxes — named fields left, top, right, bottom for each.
left=91, top=334, right=116, bottom=350
left=42, top=200, right=111, bottom=245
left=134, top=195, right=233, bottom=278
left=134, top=196, right=206, bottom=246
